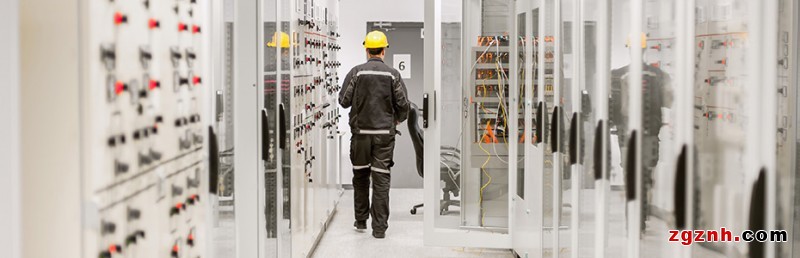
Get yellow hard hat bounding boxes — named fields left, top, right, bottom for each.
left=625, top=33, right=647, bottom=49
left=268, top=31, right=291, bottom=48
left=363, top=30, right=389, bottom=49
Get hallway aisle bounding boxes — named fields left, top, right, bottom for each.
left=312, top=189, right=514, bottom=258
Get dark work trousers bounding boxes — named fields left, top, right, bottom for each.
left=351, top=134, right=395, bottom=233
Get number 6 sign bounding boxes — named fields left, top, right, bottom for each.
left=393, top=54, right=411, bottom=79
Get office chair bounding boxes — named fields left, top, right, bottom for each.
left=407, top=102, right=461, bottom=215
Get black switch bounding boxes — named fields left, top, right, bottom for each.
left=101, top=221, right=116, bottom=235
left=172, top=185, right=183, bottom=197
left=150, top=149, right=162, bottom=160
left=115, top=160, right=129, bottom=174
left=127, top=208, right=141, bottom=221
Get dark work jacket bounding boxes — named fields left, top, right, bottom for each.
left=339, top=58, right=410, bottom=135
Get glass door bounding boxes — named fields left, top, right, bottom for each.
left=422, top=0, right=515, bottom=248
left=261, top=0, right=284, bottom=256
left=209, top=0, right=240, bottom=257
left=574, top=0, right=601, bottom=257
left=538, top=0, right=560, bottom=256
left=512, top=0, right=536, bottom=256
left=638, top=0, right=684, bottom=257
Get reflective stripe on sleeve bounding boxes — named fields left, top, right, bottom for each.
left=356, top=70, right=396, bottom=80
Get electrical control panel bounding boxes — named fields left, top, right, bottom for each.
left=285, top=0, right=342, bottom=256
left=693, top=0, right=751, bottom=248
left=81, top=0, right=210, bottom=257
left=288, top=0, right=341, bottom=184
left=464, top=35, right=520, bottom=229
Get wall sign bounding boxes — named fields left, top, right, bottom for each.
left=393, top=54, right=411, bottom=79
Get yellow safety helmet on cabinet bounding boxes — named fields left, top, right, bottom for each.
left=625, top=32, right=647, bottom=49
left=268, top=31, right=291, bottom=48
left=363, top=30, right=389, bottom=49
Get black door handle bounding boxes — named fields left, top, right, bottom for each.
left=674, top=145, right=688, bottom=230
left=625, top=130, right=638, bottom=202
left=569, top=112, right=578, bottom=165
left=748, top=168, right=767, bottom=258
left=279, top=104, right=286, bottom=149
left=422, top=93, right=429, bottom=128
left=261, top=109, right=269, bottom=161
left=593, top=120, right=604, bottom=180
left=550, top=106, right=560, bottom=152
left=536, top=101, right=544, bottom=144
left=208, top=126, right=219, bottom=194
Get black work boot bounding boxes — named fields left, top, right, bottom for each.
left=372, top=231, right=385, bottom=239
left=354, top=221, right=367, bottom=231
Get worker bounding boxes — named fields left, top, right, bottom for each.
left=339, top=30, right=410, bottom=239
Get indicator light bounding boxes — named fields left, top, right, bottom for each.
left=114, top=12, right=128, bottom=25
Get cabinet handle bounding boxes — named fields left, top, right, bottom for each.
left=593, top=120, right=604, bottom=180
left=536, top=101, right=545, bottom=144
left=423, top=93, right=429, bottom=128
left=674, top=145, right=688, bottom=229
left=550, top=106, right=560, bottom=152
left=261, top=109, right=269, bottom=161
left=569, top=112, right=578, bottom=165
left=748, top=168, right=767, bottom=257
left=625, top=131, right=638, bottom=202
left=208, top=126, right=219, bottom=194
left=279, top=104, right=286, bottom=149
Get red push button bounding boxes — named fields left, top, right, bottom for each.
left=178, top=23, right=188, bottom=32
left=109, top=244, right=122, bottom=254
left=114, top=12, right=128, bottom=25
left=149, top=80, right=160, bottom=90
left=192, top=76, right=202, bottom=85
left=191, top=25, right=201, bottom=34
left=115, top=81, right=127, bottom=95
left=171, top=244, right=180, bottom=257
left=148, top=19, right=160, bottom=29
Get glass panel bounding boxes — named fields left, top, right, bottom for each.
left=557, top=1, right=575, bottom=257
left=775, top=0, right=796, bottom=257
left=435, top=0, right=464, bottom=229
left=262, top=0, right=280, bottom=256
left=542, top=0, right=557, bottom=256
left=440, top=0, right=513, bottom=232
left=577, top=0, right=599, bottom=256
left=211, top=2, right=237, bottom=256
left=606, top=0, right=632, bottom=256
left=640, top=0, right=678, bottom=257
left=692, top=0, right=751, bottom=256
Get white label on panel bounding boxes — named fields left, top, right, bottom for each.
left=393, top=54, right=411, bottom=79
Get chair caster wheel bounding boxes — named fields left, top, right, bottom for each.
left=410, top=208, right=417, bottom=215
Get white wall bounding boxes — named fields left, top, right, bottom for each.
left=337, top=0, right=425, bottom=183
left=0, top=0, right=21, bottom=258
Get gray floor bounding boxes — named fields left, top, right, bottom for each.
left=311, top=189, right=515, bottom=258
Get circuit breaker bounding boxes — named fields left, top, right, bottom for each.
left=82, top=0, right=211, bottom=257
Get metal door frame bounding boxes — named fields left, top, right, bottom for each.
left=232, top=0, right=261, bottom=257
left=513, top=0, right=539, bottom=257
